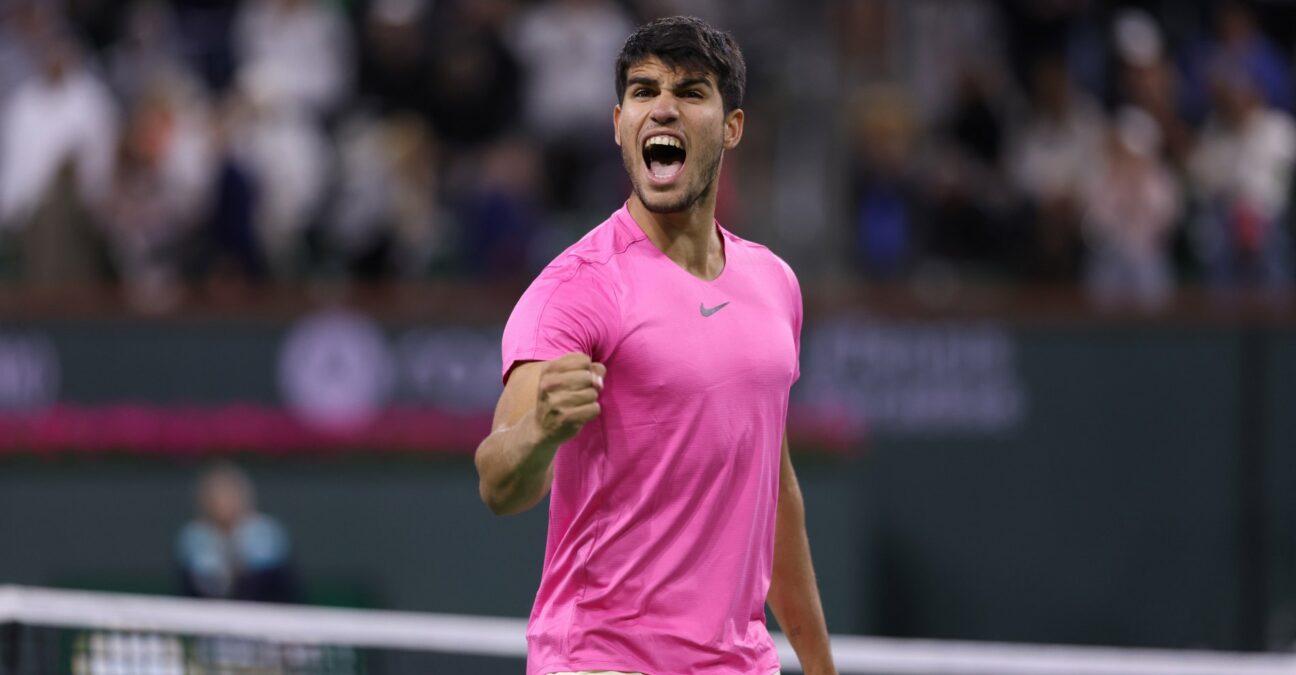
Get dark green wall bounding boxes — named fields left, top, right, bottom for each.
left=1266, top=329, right=1296, bottom=647
left=856, top=326, right=1245, bottom=648
left=0, top=320, right=1291, bottom=652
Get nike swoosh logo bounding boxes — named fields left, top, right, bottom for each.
left=699, top=301, right=730, bottom=317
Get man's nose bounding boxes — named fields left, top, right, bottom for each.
left=650, top=94, right=679, bottom=123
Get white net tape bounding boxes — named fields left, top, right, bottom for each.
left=3, top=585, right=1294, bottom=675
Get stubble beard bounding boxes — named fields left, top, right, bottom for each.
left=624, top=144, right=724, bottom=215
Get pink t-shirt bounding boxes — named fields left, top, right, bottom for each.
left=502, top=206, right=801, bottom=675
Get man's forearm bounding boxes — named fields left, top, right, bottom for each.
left=475, top=412, right=558, bottom=515
left=475, top=355, right=605, bottom=516
left=768, top=470, right=836, bottom=675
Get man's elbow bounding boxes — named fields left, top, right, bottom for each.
left=474, top=445, right=506, bottom=514
left=479, top=480, right=530, bottom=516
left=478, top=480, right=511, bottom=515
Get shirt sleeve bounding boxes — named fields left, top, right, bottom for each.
left=501, top=260, right=619, bottom=383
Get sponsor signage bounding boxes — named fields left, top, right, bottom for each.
left=0, top=312, right=1027, bottom=455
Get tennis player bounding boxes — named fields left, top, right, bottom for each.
left=476, top=16, right=837, bottom=675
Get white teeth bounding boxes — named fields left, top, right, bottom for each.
left=643, top=135, right=683, bottom=151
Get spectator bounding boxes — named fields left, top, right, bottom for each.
left=187, top=92, right=266, bottom=289
left=228, top=75, right=332, bottom=279
left=1079, top=107, right=1181, bottom=308
left=458, top=137, right=542, bottom=280
left=383, top=115, right=451, bottom=278
left=846, top=88, right=920, bottom=281
left=168, top=0, right=239, bottom=92
left=509, top=0, right=630, bottom=143
left=900, top=0, right=1008, bottom=126
left=0, top=37, right=117, bottom=284
left=326, top=111, right=449, bottom=280
left=1182, top=1, right=1293, bottom=121
left=176, top=461, right=300, bottom=603
left=106, top=0, right=193, bottom=104
left=425, top=0, right=523, bottom=150
left=1188, top=61, right=1296, bottom=290
left=507, top=0, right=632, bottom=212
left=0, top=37, right=116, bottom=226
left=103, top=76, right=215, bottom=311
left=1111, top=8, right=1194, bottom=167
left=1006, top=53, right=1104, bottom=281
left=356, top=0, right=439, bottom=119
left=227, top=0, right=348, bottom=278
left=233, top=0, right=353, bottom=118
left=998, top=0, right=1104, bottom=98
left=921, top=63, right=1018, bottom=278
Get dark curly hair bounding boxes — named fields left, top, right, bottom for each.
left=615, top=16, right=747, bottom=113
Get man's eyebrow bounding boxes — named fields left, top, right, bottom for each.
left=673, top=77, right=714, bottom=90
left=626, top=75, right=715, bottom=90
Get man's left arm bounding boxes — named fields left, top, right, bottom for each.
left=768, top=432, right=837, bottom=675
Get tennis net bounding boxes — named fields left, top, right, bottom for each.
left=2, top=585, right=1293, bottom=674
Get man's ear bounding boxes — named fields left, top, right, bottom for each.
left=723, top=108, right=744, bottom=150
left=613, top=104, right=622, bottom=146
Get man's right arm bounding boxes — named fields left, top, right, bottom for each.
left=475, top=353, right=605, bottom=516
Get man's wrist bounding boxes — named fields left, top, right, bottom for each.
left=522, top=413, right=560, bottom=462
left=793, top=643, right=836, bottom=675
left=799, top=659, right=837, bottom=675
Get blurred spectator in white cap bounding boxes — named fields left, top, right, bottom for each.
left=1079, top=107, right=1180, bottom=309
left=1189, top=59, right=1295, bottom=290
left=1111, top=8, right=1193, bottom=167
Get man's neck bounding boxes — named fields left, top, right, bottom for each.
left=627, top=195, right=725, bottom=281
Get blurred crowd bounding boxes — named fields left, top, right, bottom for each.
left=2, top=0, right=1296, bottom=311
left=0, top=0, right=648, bottom=311
left=840, top=0, right=1296, bottom=308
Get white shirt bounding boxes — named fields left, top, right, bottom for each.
left=1190, top=108, right=1296, bottom=220
left=0, top=69, right=118, bottom=226
left=509, top=1, right=633, bottom=141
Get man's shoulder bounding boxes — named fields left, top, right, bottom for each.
left=539, top=209, right=643, bottom=281
left=723, top=228, right=798, bottom=283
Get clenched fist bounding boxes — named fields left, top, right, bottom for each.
left=535, top=352, right=606, bottom=445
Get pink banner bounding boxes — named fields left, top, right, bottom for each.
left=0, top=404, right=863, bottom=457
left=0, top=405, right=493, bottom=456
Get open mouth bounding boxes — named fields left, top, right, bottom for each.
left=643, top=135, right=686, bottom=183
